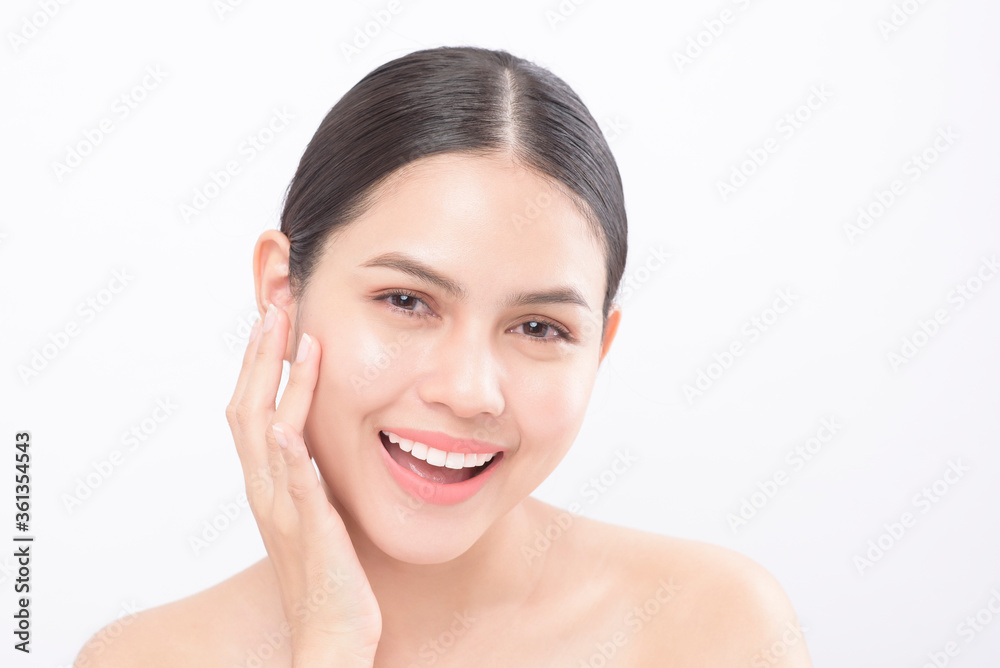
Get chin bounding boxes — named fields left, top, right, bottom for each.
left=368, top=519, right=486, bottom=565
left=336, top=480, right=506, bottom=566
left=311, top=424, right=516, bottom=566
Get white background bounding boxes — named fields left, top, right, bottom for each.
left=2, top=0, right=999, bottom=666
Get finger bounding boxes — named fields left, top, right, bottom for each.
left=272, top=422, right=327, bottom=524
left=234, top=322, right=277, bottom=509
left=230, top=317, right=263, bottom=407
left=264, top=332, right=319, bottom=512
left=227, top=317, right=263, bottom=429
left=241, top=303, right=291, bottom=447
left=266, top=423, right=289, bottom=505
left=228, top=319, right=264, bottom=486
left=273, top=332, right=321, bottom=435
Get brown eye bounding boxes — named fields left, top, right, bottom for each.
left=374, top=290, right=432, bottom=317
left=391, top=294, right=417, bottom=310
left=517, top=319, right=570, bottom=341
left=524, top=321, right=548, bottom=337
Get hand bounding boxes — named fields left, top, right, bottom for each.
left=226, top=303, right=382, bottom=665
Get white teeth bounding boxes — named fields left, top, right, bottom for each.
left=382, top=431, right=497, bottom=470
left=411, top=440, right=428, bottom=460
left=386, top=431, right=414, bottom=452
left=425, top=447, right=447, bottom=466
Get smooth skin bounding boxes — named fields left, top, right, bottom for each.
left=228, top=306, right=382, bottom=665
left=75, top=153, right=812, bottom=667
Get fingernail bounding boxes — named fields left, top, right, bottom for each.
left=249, top=319, right=262, bottom=343
left=295, top=333, right=312, bottom=364
left=272, top=424, right=289, bottom=449
left=263, top=303, right=278, bottom=333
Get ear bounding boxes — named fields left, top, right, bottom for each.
left=252, top=229, right=297, bottom=362
left=598, top=304, right=621, bottom=364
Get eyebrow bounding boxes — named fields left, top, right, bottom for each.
left=360, top=251, right=592, bottom=312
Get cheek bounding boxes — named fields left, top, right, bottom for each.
left=310, top=323, right=416, bottom=421
left=513, top=360, right=596, bottom=465
left=303, top=323, right=411, bottom=478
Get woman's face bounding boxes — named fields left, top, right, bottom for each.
left=278, top=152, right=618, bottom=564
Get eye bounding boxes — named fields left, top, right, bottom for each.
left=513, top=318, right=572, bottom=343
left=375, top=290, right=433, bottom=317
left=374, top=290, right=573, bottom=343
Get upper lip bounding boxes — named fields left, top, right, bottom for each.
left=380, top=427, right=506, bottom=455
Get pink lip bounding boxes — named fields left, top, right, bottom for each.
left=381, top=427, right=505, bottom=455
left=376, top=430, right=504, bottom=506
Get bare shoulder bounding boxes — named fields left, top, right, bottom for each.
left=74, top=558, right=287, bottom=668
left=535, top=502, right=813, bottom=667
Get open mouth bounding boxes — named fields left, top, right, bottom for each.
left=379, top=429, right=503, bottom=485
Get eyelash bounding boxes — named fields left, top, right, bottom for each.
left=373, top=290, right=574, bottom=343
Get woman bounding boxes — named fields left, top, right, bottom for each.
left=76, top=46, right=811, bottom=667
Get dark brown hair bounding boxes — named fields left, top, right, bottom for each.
left=280, top=45, right=627, bottom=336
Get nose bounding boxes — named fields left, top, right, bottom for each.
left=416, top=321, right=506, bottom=419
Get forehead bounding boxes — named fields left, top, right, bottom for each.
left=317, top=152, right=607, bottom=304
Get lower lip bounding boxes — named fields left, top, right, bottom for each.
left=376, top=432, right=502, bottom=506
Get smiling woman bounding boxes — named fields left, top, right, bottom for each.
left=75, top=45, right=812, bottom=667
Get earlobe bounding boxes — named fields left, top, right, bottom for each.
left=598, top=305, right=621, bottom=363
left=252, top=230, right=297, bottom=359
